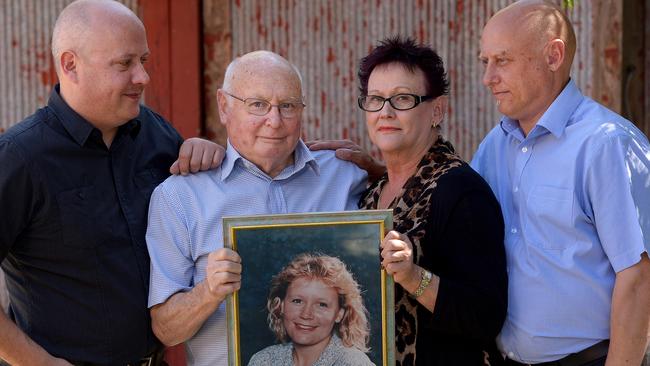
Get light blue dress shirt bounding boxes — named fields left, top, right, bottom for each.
left=146, top=140, right=367, bottom=366
left=471, top=79, right=650, bottom=363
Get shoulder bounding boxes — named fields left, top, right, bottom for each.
left=311, top=149, right=365, bottom=174
left=137, top=105, right=183, bottom=144
left=319, top=335, right=374, bottom=366
left=0, top=108, right=52, bottom=169
left=571, top=98, right=644, bottom=142
left=248, top=344, right=291, bottom=365
left=334, top=347, right=374, bottom=366
left=432, top=162, right=500, bottom=211
left=475, top=124, right=505, bottom=150
left=439, top=162, right=493, bottom=192
left=569, top=99, right=650, bottom=159
left=153, top=169, right=221, bottom=199
left=471, top=124, right=505, bottom=173
left=1, top=107, right=49, bottom=147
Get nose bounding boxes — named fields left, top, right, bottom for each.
left=378, top=100, right=396, bottom=119
left=264, top=106, right=283, bottom=128
left=299, top=305, right=314, bottom=319
left=133, top=62, right=150, bottom=86
left=482, top=63, right=497, bottom=87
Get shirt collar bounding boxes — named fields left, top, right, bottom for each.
left=48, top=84, right=141, bottom=146
left=220, top=139, right=319, bottom=181
left=500, top=79, right=583, bottom=139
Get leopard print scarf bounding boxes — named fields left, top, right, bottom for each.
left=360, top=136, right=463, bottom=366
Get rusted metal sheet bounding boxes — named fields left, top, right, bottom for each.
left=216, top=0, right=596, bottom=160
left=590, top=0, right=622, bottom=113
left=645, top=0, right=650, bottom=137
left=202, top=0, right=232, bottom=146
left=0, top=0, right=138, bottom=134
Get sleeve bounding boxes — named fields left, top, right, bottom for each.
left=584, top=133, right=649, bottom=272
left=0, top=140, right=39, bottom=261
left=349, top=164, right=369, bottom=206
left=429, top=187, right=508, bottom=341
left=146, top=182, right=196, bottom=307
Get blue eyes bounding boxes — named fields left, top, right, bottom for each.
left=289, top=298, right=329, bottom=308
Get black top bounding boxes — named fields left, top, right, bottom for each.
left=361, top=139, right=507, bottom=366
left=0, top=86, right=182, bottom=365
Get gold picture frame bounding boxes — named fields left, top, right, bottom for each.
left=223, top=210, right=395, bottom=366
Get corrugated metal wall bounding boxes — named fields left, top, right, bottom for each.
left=0, top=0, right=616, bottom=159
left=227, top=0, right=593, bottom=159
left=0, top=0, right=138, bottom=134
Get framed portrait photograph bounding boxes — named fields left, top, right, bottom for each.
left=223, top=210, right=395, bottom=366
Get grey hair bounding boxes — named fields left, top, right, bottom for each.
left=221, top=52, right=304, bottom=94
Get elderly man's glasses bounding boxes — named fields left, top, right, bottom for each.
left=223, top=91, right=305, bottom=118
left=358, top=93, right=434, bottom=112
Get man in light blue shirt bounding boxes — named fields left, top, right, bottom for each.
left=473, top=1, right=650, bottom=365
left=145, top=51, right=366, bottom=366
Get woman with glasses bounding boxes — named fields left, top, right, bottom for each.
left=357, top=37, right=507, bottom=365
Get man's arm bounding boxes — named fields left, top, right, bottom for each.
left=607, top=253, right=650, bottom=366
left=170, top=138, right=225, bottom=175
left=0, top=311, right=72, bottom=366
left=0, top=141, right=71, bottom=365
left=150, top=248, right=241, bottom=346
left=306, top=139, right=386, bottom=182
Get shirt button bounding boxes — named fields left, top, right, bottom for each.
left=521, top=147, right=528, bottom=153
left=508, top=351, right=515, bottom=358
left=511, top=227, right=518, bottom=234
left=513, top=186, right=519, bottom=192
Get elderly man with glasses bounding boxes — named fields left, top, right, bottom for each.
left=144, top=50, right=367, bottom=366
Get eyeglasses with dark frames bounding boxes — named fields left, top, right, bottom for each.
left=358, top=93, right=434, bottom=112
left=223, top=91, right=305, bottom=118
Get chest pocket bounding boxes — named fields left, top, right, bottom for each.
left=525, top=185, right=575, bottom=250
left=56, top=185, right=98, bottom=248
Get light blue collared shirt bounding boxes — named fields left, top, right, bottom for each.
left=471, top=79, right=650, bottom=363
left=146, top=140, right=367, bottom=366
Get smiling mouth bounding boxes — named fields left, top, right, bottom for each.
left=294, top=323, right=317, bottom=331
left=124, top=92, right=142, bottom=100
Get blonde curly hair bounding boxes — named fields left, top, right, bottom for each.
left=266, top=253, right=370, bottom=352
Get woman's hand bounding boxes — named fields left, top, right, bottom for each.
left=380, top=231, right=420, bottom=290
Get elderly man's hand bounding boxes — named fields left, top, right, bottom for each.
left=306, top=139, right=386, bottom=182
left=170, top=138, right=225, bottom=175
left=205, top=248, right=242, bottom=303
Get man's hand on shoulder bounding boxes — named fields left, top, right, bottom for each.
left=170, top=138, right=225, bottom=175
left=306, top=139, right=386, bottom=182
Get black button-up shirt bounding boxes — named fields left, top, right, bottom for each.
left=0, top=86, right=182, bottom=364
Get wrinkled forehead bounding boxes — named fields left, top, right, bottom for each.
left=480, top=18, right=532, bottom=57
left=231, top=63, right=303, bottom=99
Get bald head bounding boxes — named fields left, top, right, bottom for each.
left=222, top=51, right=303, bottom=96
left=51, top=0, right=144, bottom=75
left=487, top=0, right=576, bottom=75
left=479, top=0, right=578, bottom=131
